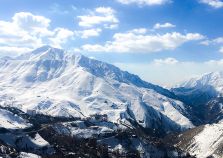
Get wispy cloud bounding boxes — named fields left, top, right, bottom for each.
left=200, top=36, right=223, bottom=53
left=128, top=28, right=148, bottom=34
left=75, top=28, right=102, bottom=39
left=153, top=22, right=176, bottom=29
left=77, top=7, right=119, bottom=29
left=200, top=0, right=223, bottom=8
left=81, top=30, right=204, bottom=53
left=116, top=0, right=171, bottom=6
left=0, top=46, right=32, bottom=56
left=153, top=57, right=179, bottom=65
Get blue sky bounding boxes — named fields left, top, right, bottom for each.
left=0, top=0, right=223, bottom=86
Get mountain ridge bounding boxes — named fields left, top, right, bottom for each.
left=0, top=46, right=194, bottom=133
left=0, top=46, right=222, bottom=157
left=172, top=71, right=223, bottom=124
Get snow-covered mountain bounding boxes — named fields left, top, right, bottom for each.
left=172, top=72, right=223, bottom=124
left=177, top=71, right=223, bottom=92
left=0, top=46, right=194, bottom=133
left=0, top=109, right=31, bottom=129
left=0, top=46, right=222, bottom=158
left=171, top=120, right=223, bottom=158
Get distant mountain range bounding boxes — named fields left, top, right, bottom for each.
left=172, top=71, right=223, bottom=124
left=0, top=46, right=222, bottom=158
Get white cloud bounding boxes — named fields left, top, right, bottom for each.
left=116, top=0, right=171, bottom=6
left=104, top=24, right=118, bottom=29
left=153, top=22, right=176, bottom=29
left=0, top=12, right=74, bottom=55
left=0, top=20, right=43, bottom=48
left=200, top=40, right=211, bottom=45
left=69, top=48, right=82, bottom=53
left=0, top=12, right=49, bottom=49
left=75, top=28, right=102, bottom=39
left=77, top=7, right=118, bottom=28
left=200, top=36, right=223, bottom=53
left=12, top=12, right=50, bottom=30
left=201, top=37, right=223, bottom=45
left=129, top=28, right=148, bottom=34
left=200, top=0, right=223, bottom=8
left=0, top=12, right=53, bottom=41
left=214, top=37, right=223, bottom=43
left=95, top=7, right=115, bottom=15
left=153, top=57, right=179, bottom=65
left=81, top=31, right=204, bottom=53
left=49, top=28, right=74, bottom=48
left=0, top=46, right=32, bottom=56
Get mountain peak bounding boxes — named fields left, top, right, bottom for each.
left=0, top=46, right=192, bottom=132
left=178, top=71, right=223, bottom=90
left=16, top=46, right=64, bottom=61
left=31, top=45, right=53, bottom=55
left=172, top=71, right=223, bottom=124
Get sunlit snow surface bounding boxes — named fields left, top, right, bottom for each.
left=19, top=152, right=41, bottom=158
left=176, top=71, right=223, bottom=93
left=187, top=121, right=223, bottom=158
left=0, top=109, right=31, bottom=129
left=0, top=46, right=194, bottom=131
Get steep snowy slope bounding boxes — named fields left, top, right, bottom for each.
left=171, top=121, right=223, bottom=158
left=205, top=97, right=223, bottom=122
left=0, top=46, right=194, bottom=133
left=177, top=71, right=223, bottom=92
left=172, top=72, right=223, bottom=105
left=172, top=72, right=223, bottom=123
left=0, top=109, right=31, bottom=129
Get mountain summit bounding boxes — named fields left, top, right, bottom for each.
left=172, top=71, right=223, bottom=123
left=177, top=71, right=223, bottom=92
left=0, top=46, right=194, bottom=133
